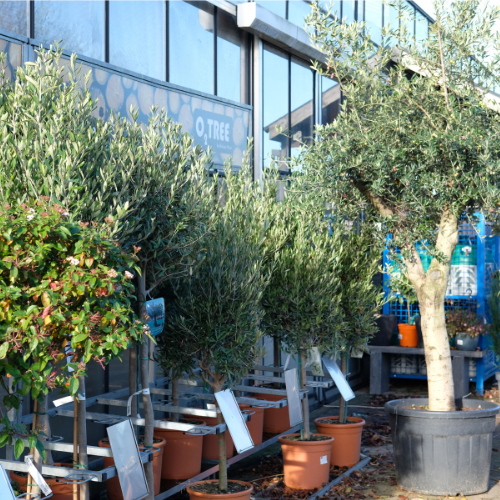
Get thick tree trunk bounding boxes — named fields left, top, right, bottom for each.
left=300, top=353, right=310, bottom=439
left=138, top=269, right=155, bottom=500
left=213, top=377, right=227, bottom=492
left=406, top=210, right=459, bottom=411
left=77, top=376, right=89, bottom=500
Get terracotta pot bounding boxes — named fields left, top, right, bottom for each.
left=154, top=418, right=206, bottom=480
left=10, top=463, right=76, bottom=499
left=398, top=324, right=418, bottom=347
left=259, top=393, right=290, bottom=434
left=201, top=415, right=234, bottom=460
left=98, top=436, right=166, bottom=499
left=314, top=416, right=365, bottom=467
left=238, top=398, right=265, bottom=447
left=187, top=479, right=253, bottom=500
left=279, top=434, right=334, bottom=490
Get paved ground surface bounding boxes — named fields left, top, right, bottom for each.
left=228, top=379, right=500, bottom=500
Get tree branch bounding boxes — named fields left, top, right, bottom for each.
left=352, top=179, right=395, bottom=218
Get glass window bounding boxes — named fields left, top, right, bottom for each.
left=288, top=1, right=313, bottom=29
left=169, top=1, right=214, bottom=95
left=35, top=1, right=105, bottom=60
left=415, top=11, right=428, bottom=44
left=0, top=1, right=28, bottom=36
left=263, top=44, right=289, bottom=169
left=217, top=9, right=250, bottom=103
left=404, top=4, right=415, bottom=39
left=109, top=1, right=166, bottom=81
left=342, top=0, right=355, bottom=23
left=383, top=1, right=399, bottom=46
left=290, top=57, right=314, bottom=158
left=365, top=0, right=383, bottom=45
left=321, top=76, right=341, bottom=126
left=256, top=1, right=286, bottom=19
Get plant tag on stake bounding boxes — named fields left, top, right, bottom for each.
left=146, top=298, right=165, bottom=337
left=214, top=389, right=254, bottom=453
left=25, top=455, right=52, bottom=496
left=307, top=347, right=324, bottom=376
left=285, top=368, right=303, bottom=426
left=0, top=464, right=16, bottom=500
left=107, top=420, right=149, bottom=500
left=322, top=356, right=355, bottom=402
left=127, top=388, right=150, bottom=417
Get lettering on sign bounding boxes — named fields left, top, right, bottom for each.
left=194, top=110, right=234, bottom=154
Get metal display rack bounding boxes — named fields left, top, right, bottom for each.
left=0, top=365, right=336, bottom=500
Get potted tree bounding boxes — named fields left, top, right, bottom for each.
left=0, top=201, right=142, bottom=498
left=164, top=160, right=272, bottom=499
left=314, top=223, right=384, bottom=468
left=262, top=186, right=346, bottom=490
left=304, top=0, right=500, bottom=494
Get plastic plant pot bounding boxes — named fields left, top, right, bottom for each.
left=258, top=393, right=291, bottom=434
left=314, top=416, right=365, bottom=467
left=385, top=398, right=500, bottom=495
left=200, top=414, right=235, bottom=460
left=278, top=434, right=334, bottom=490
left=98, top=436, right=166, bottom=499
left=154, top=418, right=206, bottom=480
left=237, top=399, right=265, bottom=447
left=455, top=332, right=479, bottom=351
left=370, top=314, right=397, bottom=346
left=187, top=480, right=253, bottom=500
left=398, top=324, right=418, bottom=347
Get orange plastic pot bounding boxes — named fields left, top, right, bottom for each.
left=259, top=393, right=290, bottom=434
left=314, top=416, right=365, bottom=467
left=398, top=324, right=418, bottom=347
left=238, top=399, right=265, bottom=447
left=201, top=415, right=234, bottom=460
left=99, top=436, right=166, bottom=499
left=187, top=480, right=253, bottom=500
left=154, top=418, right=206, bottom=480
left=10, top=463, right=76, bottom=499
left=278, top=434, right=334, bottom=490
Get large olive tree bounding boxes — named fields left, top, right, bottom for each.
left=303, top=0, right=500, bottom=411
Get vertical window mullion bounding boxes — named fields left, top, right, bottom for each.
left=288, top=55, right=291, bottom=161
left=104, top=0, right=109, bottom=63
left=29, top=0, right=34, bottom=39
left=214, top=6, right=218, bottom=95
left=166, top=0, right=169, bottom=82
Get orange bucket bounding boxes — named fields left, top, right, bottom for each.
left=398, top=323, right=418, bottom=347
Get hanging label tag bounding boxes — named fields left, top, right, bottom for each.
left=53, top=395, right=74, bottom=407
left=398, top=334, right=403, bottom=339
left=307, top=347, right=324, bottom=377
left=24, top=455, right=52, bottom=496
left=320, top=455, right=328, bottom=465
left=206, top=403, right=216, bottom=410
left=457, top=339, right=463, bottom=345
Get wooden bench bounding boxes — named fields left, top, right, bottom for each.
left=368, top=345, right=487, bottom=398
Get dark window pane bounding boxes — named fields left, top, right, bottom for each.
left=256, top=1, right=286, bottom=18
left=321, top=76, right=340, bottom=126
left=415, top=12, right=428, bottom=44
left=365, top=0, right=382, bottom=45
left=342, top=0, right=355, bottom=23
left=291, top=57, right=313, bottom=158
left=35, top=1, right=104, bottom=60
left=109, top=2, right=165, bottom=81
left=169, top=1, right=214, bottom=94
left=288, top=0, right=312, bottom=29
left=0, top=1, right=28, bottom=35
left=263, top=44, right=289, bottom=169
left=217, top=9, right=250, bottom=103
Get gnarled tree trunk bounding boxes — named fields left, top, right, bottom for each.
left=213, top=375, right=228, bottom=491
left=407, top=210, right=459, bottom=411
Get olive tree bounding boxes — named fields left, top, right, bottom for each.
left=303, top=0, right=500, bottom=411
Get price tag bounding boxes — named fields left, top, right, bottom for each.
left=53, top=395, right=74, bottom=407
left=320, top=455, right=328, bottom=465
left=457, top=339, right=464, bottom=345
left=25, top=455, right=52, bottom=496
left=398, top=334, right=403, bottom=339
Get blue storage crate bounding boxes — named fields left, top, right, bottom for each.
left=383, top=214, right=500, bottom=394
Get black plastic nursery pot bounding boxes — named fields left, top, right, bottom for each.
left=370, top=314, right=396, bottom=346
left=385, top=398, right=500, bottom=496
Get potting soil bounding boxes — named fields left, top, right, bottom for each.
left=316, top=418, right=361, bottom=425
left=281, top=435, right=331, bottom=442
left=190, top=481, right=250, bottom=494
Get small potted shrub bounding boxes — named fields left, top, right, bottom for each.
left=263, top=191, right=345, bottom=490
left=314, top=225, right=384, bottom=467
left=446, top=308, right=487, bottom=351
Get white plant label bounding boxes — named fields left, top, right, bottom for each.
left=320, top=455, right=328, bottom=465
left=322, top=356, right=355, bottom=402
left=457, top=339, right=464, bottom=345
left=53, top=395, right=74, bottom=407
left=398, top=334, right=403, bottom=339
left=25, top=455, right=52, bottom=496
